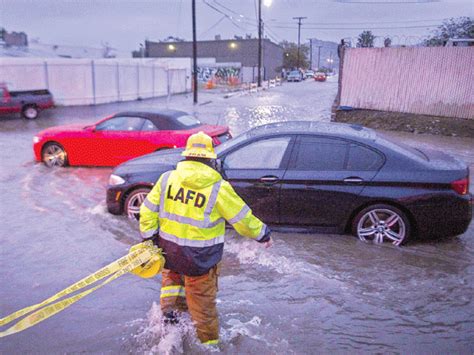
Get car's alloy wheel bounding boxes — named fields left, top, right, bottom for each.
left=353, top=204, right=410, bottom=246
left=42, top=143, right=67, bottom=167
left=124, top=188, right=151, bottom=221
left=22, top=105, right=38, bottom=119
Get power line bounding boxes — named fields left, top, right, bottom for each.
left=264, top=24, right=284, bottom=43
left=334, top=0, right=440, bottom=3
left=199, top=15, right=227, bottom=37
left=270, top=24, right=439, bottom=30
left=269, top=18, right=446, bottom=25
left=212, top=0, right=243, bottom=17
left=204, top=1, right=284, bottom=44
left=202, top=0, right=251, bottom=33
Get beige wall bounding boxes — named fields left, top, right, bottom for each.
left=340, top=47, right=474, bottom=119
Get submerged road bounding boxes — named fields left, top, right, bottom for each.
left=1, top=78, right=473, bottom=354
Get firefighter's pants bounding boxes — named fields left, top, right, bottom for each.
left=160, top=265, right=219, bottom=344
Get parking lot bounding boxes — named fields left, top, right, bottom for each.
left=1, top=78, right=473, bottom=354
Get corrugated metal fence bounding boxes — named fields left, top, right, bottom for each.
left=340, top=47, right=474, bottom=119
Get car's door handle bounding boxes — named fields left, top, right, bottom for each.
left=343, top=177, right=364, bottom=184
left=260, top=176, right=280, bottom=184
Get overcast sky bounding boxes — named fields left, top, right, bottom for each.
left=1, top=0, right=472, bottom=53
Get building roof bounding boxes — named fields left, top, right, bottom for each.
left=146, top=37, right=283, bottom=49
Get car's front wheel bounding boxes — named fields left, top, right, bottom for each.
left=124, top=188, right=151, bottom=221
left=22, top=105, right=39, bottom=119
left=352, top=204, right=410, bottom=246
left=42, top=142, right=68, bottom=167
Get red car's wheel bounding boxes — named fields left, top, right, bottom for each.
left=42, top=142, right=68, bottom=167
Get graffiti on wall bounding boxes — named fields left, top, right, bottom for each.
left=196, top=66, right=241, bottom=86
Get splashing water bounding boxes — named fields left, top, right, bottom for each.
left=132, top=302, right=198, bottom=355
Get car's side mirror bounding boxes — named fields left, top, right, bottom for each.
left=215, top=158, right=225, bottom=176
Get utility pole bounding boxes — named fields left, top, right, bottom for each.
left=317, top=45, right=322, bottom=70
left=308, top=39, right=312, bottom=69
left=258, top=0, right=262, bottom=87
left=293, top=16, right=306, bottom=69
left=192, top=0, right=198, bottom=104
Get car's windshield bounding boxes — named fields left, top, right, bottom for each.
left=175, top=114, right=201, bottom=128
left=290, top=71, right=300, bottom=75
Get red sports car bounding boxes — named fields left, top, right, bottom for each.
left=33, top=109, right=231, bottom=167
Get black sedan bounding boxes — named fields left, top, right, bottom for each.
left=106, top=121, right=472, bottom=246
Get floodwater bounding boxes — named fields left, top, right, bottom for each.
left=1, top=78, right=473, bottom=354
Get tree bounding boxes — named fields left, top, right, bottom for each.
left=384, top=37, right=392, bottom=48
left=357, top=30, right=375, bottom=48
left=160, top=36, right=185, bottom=42
left=425, top=17, right=474, bottom=46
left=279, top=40, right=309, bottom=69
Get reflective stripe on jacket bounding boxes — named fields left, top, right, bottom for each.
left=139, top=160, right=268, bottom=276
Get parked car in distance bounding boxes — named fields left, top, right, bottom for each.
left=0, top=83, right=54, bottom=119
left=304, top=70, right=315, bottom=79
left=33, top=109, right=231, bottom=167
left=106, top=121, right=472, bottom=246
left=314, top=72, right=327, bottom=82
left=287, top=70, right=303, bottom=82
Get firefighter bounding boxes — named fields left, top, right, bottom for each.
left=139, top=131, right=272, bottom=346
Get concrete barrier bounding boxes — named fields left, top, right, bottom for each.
left=249, top=82, right=258, bottom=93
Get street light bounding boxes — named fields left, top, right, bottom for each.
left=326, top=58, right=334, bottom=72
left=229, top=42, right=237, bottom=49
left=167, top=44, right=176, bottom=52
left=263, top=0, right=273, bottom=6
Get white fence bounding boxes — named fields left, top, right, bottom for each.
left=0, top=58, right=191, bottom=106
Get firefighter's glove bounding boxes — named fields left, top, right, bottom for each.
left=142, top=233, right=160, bottom=246
left=259, top=226, right=273, bottom=248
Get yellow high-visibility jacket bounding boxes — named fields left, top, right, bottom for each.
left=139, top=160, right=269, bottom=276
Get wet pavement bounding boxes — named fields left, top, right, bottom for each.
left=1, top=77, right=473, bottom=354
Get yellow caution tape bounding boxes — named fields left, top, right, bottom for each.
left=0, top=240, right=163, bottom=338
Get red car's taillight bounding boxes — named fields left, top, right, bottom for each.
left=451, top=177, right=469, bottom=195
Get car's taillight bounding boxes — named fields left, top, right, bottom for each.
left=451, top=177, right=469, bottom=195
